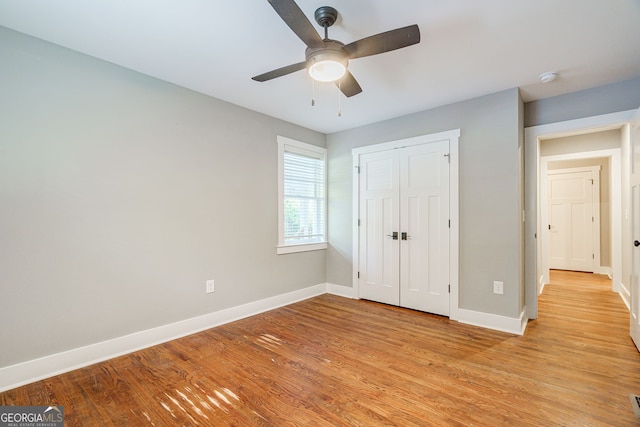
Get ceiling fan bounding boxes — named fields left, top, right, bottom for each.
left=252, top=0, right=421, bottom=97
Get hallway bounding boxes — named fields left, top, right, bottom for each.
left=526, top=269, right=640, bottom=424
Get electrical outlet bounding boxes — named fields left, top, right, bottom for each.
left=206, top=280, right=215, bottom=294
left=493, top=281, right=504, bottom=295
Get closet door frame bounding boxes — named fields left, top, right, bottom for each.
left=352, top=129, right=460, bottom=321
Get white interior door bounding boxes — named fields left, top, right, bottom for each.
left=358, top=141, right=450, bottom=315
left=548, top=169, right=595, bottom=272
left=358, top=150, right=400, bottom=305
left=629, top=108, right=640, bottom=351
left=400, top=141, right=450, bottom=316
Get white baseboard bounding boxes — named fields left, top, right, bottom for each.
left=327, top=283, right=529, bottom=335
left=619, top=281, right=631, bottom=311
left=457, top=308, right=527, bottom=336
left=0, top=283, right=327, bottom=393
left=538, top=274, right=545, bottom=296
left=594, top=266, right=613, bottom=279
left=326, top=283, right=357, bottom=299
left=520, top=310, right=529, bottom=334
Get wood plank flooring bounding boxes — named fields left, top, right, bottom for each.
left=2, top=270, right=640, bottom=425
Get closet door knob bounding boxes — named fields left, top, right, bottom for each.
left=386, top=232, right=398, bottom=240
left=634, top=240, right=640, bottom=247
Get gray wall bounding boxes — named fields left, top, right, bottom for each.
left=541, top=129, right=622, bottom=156
left=0, top=27, right=326, bottom=368
left=327, top=88, right=524, bottom=319
left=524, top=78, right=640, bottom=127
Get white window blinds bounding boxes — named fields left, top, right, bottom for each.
left=277, top=137, right=327, bottom=254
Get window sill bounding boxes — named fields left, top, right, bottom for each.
left=277, top=242, right=328, bottom=255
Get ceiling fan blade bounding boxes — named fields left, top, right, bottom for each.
left=267, top=0, right=323, bottom=48
left=343, top=24, right=421, bottom=59
left=252, top=61, right=307, bottom=82
left=336, top=71, right=362, bottom=97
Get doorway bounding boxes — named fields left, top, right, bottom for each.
left=524, top=110, right=635, bottom=320
left=546, top=166, right=600, bottom=273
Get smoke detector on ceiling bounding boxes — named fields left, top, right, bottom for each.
left=539, top=72, right=558, bottom=83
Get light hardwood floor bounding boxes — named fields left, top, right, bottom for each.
left=2, top=270, right=640, bottom=425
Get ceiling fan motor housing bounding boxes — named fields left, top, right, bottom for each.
left=314, top=6, right=338, bottom=29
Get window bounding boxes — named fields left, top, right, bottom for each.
left=277, top=136, right=327, bottom=254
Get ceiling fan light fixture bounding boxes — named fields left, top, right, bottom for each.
left=308, top=59, right=346, bottom=82
left=307, top=50, right=347, bottom=82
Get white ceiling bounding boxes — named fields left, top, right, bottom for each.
left=1, top=0, right=639, bottom=134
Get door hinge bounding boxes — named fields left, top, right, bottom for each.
left=355, top=166, right=360, bottom=174
left=448, top=220, right=451, bottom=228
left=592, top=254, right=595, bottom=259
left=448, top=284, right=451, bottom=293
left=357, top=271, right=360, bottom=278
left=592, top=217, right=594, bottom=222
left=358, top=219, right=361, bottom=226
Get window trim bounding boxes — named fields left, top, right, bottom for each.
left=277, top=135, right=327, bottom=255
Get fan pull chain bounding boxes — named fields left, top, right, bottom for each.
left=338, top=80, right=342, bottom=117
left=311, top=79, right=316, bottom=107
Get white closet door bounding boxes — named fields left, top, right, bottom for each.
left=358, top=150, right=400, bottom=305
left=399, top=141, right=450, bottom=315
left=358, top=141, right=450, bottom=315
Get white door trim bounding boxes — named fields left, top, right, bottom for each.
left=629, top=107, right=640, bottom=351
left=524, top=110, right=634, bottom=319
left=352, top=129, right=460, bottom=320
